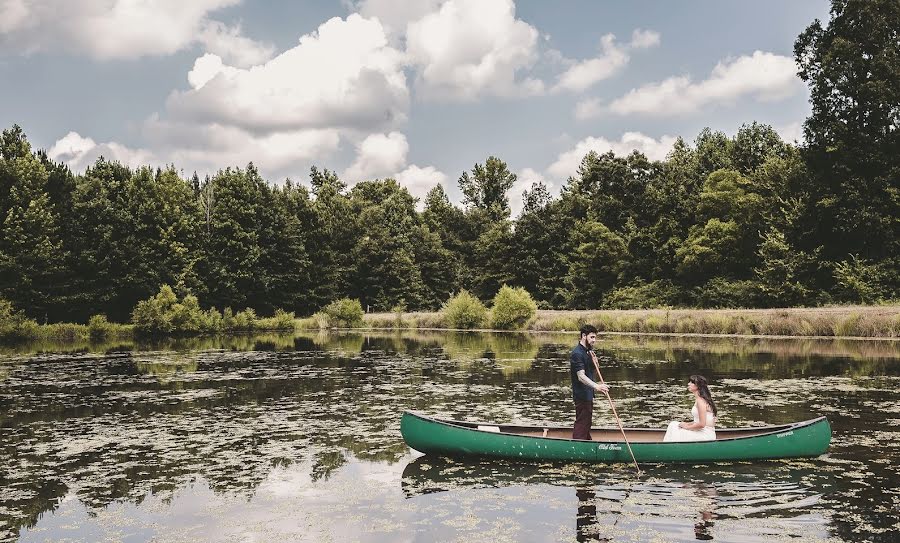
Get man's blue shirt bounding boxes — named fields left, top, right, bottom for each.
left=570, top=342, right=595, bottom=402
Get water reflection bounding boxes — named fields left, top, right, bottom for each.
left=399, top=453, right=837, bottom=541
left=575, top=486, right=606, bottom=541
left=1, top=331, right=899, bottom=542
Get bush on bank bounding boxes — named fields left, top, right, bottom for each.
left=489, top=285, right=537, bottom=330
left=442, top=290, right=488, bottom=329
left=321, top=298, right=365, bottom=328
left=131, top=285, right=296, bottom=336
left=0, top=298, right=39, bottom=341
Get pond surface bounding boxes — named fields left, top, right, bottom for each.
left=1, top=332, right=899, bottom=542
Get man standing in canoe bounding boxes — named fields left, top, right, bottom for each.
left=571, top=324, right=609, bottom=440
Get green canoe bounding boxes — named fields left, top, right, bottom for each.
left=400, top=411, right=831, bottom=464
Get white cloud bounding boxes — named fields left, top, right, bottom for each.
left=629, top=28, right=660, bottom=49
left=197, top=20, right=276, bottom=67
left=552, top=34, right=628, bottom=93
left=48, top=131, right=154, bottom=171
left=395, top=164, right=448, bottom=205
left=354, top=0, right=442, bottom=37
left=43, top=13, right=414, bottom=183
left=608, top=51, right=801, bottom=116
left=141, top=116, right=341, bottom=176
left=775, top=121, right=804, bottom=143
left=48, top=120, right=342, bottom=182
left=574, top=98, right=603, bottom=120
left=342, top=133, right=448, bottom=207
left=167, top=14, right=408, bottom=133
left=405, top=0, right=544, bottom=100
left=0, top=0, right=28, bottom=33
left=343, top=132, right=409, bottom=181
left=0, top=0, right=273, bottom=67
left=546, top=132, right=677, bottom=179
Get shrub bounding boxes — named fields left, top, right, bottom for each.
left=832, top=256, right=885, bottom=304
left=309, top=312, right=330, bottom=330
left=256, top=309, right=296, bottom=331
left=0, top=299, right=40, bottom=341
left=132, top=285, right=214, bottom=335
left=323, top=298, right=364, bottom=328
left=442, top=290, right=488, bottom=329
left=132, top=285, right=178, bottom=334
left=295, top=315, right=320, bottom=330
left=392, top=303, right=407, bottom=329
left=692, top=279, right=761, bottom=308
left=489, top=286, right=537, bottom=330
left=88, top=314, right=114, bottom=341
left=231, top=308, right=258, bottom=331
left=43, top=323, right=84, bottom=341
left=604, top=280, right=678, bottom=309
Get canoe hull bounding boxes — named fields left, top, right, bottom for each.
left=400, top=411, right=831, bottom=464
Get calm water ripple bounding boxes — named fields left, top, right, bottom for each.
left=1, top=332, right=899, bottom=542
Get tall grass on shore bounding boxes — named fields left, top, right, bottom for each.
left=0, top=286, right=297, bottom=345
left=356, top=306, right=900, bottom=338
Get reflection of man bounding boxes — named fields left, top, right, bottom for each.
left=576, top=487, right=600, bottom=541
left=576, top=487, right=611, bottom=542
left=571, top=325, right=609, bottom=440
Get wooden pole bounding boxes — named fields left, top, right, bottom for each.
left=591, top=352, right=641, bottom=475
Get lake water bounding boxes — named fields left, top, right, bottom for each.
left=1, top=331, right=898, bottom=542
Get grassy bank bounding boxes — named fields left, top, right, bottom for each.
left=352, top=306, right=900, bottom=338
left=4, top=305, right=899, bottom=347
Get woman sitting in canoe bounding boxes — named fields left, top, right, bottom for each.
left=664, top=375, right=717, bottom=442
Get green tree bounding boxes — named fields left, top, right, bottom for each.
left=512, top=182, right=572, bottom=307
left=306, top=166, right=357, bottom=309
left=754, top=228, right=812, bottom=307
left=730, top=122, right=791, bottom=174
left=794, top=0, right=900, bottom=291
left=349, top=179, right=425, bottom=310
left=196, top=165, right=264, bottom=310
left=681, top=169, right=766, bottom=280
left=458, top=156, right=517, bottom=222
left=0, top=127, right=64, bottom=320
left=564, top=220, right=628, bottom=308
left=574, top=150, right=654, bottom=233
left=119, top=167, right=202, bottom=310
left=675, top=218, right=742, bottom=282
left=258, top=181, right=314, bottom=314
left=67, top=157, right=134, bottom=320
left=419, top=185, right=463, bottom=308
left=694, top=128, right=733, bottom=179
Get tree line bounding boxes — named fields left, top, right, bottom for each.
left=0, top=0, right=897, bottom=323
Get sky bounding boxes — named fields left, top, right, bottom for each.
left=0, top=0, right=831, bottom=215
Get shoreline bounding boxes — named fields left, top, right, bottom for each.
left=353, top=306, right=900, bottom=339
left=346, top=326, right=900, bottom=342
left=2, top=305, right=898, bottom=348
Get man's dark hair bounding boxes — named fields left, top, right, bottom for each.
left=579, top=324, right=598, bottom=337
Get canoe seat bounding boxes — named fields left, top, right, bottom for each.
left=477, top=425, right=501, bottom=433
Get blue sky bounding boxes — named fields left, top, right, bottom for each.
left=0, top=0, right=830, bottom=214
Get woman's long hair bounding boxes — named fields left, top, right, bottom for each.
left=690, top=375, right=717, bottom=415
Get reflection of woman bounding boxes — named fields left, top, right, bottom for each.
left=664, top=375, right=717, bottom=442
left=690, top=482, right=717, bottom=540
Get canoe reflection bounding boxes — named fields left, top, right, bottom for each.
left=402, top=455, right=828, bottom=541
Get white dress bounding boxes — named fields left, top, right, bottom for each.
left=663, top=404, right=716, bottom=442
